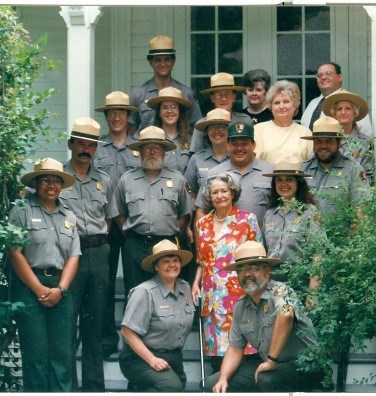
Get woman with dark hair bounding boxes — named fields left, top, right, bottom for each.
left=148, top=86, right=193, bottom=174
left=192, top=171, right=262, bottom=371
left=262, top=161, right=324, bottom=288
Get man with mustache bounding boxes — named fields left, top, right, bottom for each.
left=300, top=116, right=371, bottom=215
left=114, top=126, right=193, bottom=304
left=59, top=117, right=119, bottom=391
left=204, top=241, right=325, bottom=392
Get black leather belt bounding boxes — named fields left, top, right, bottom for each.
left=80, top=234, right=108, bottom=248
left=32, top=267, right=62, bottom=277
left=125, top=230, right=178, bottom=245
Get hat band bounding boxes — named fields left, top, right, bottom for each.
left=71, top=131, right=100, bottom=141
left=139, top=138, right=167, bottom=144
left=235, top=255, right=268, bottom=263
left=312, top=132, right=342, bottom=138
left=210, top=84, right=236, bottom=89
left=272, top=170, right=304, bottom=175
left=149, top=49, right=176, bottom=54
left=105, top=104, right=131, bottom=107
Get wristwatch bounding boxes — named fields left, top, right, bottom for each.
left=58, top=285, right=67, bottom=297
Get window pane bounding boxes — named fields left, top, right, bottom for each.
left=218, top=6, right=242, bottom=31
left=191, top=77, right=213, bottom=116
left=219, top=33, right=243, bottom=74
left=277, top=34, right=302, bottom=75
left=191, top=34, right=215, bottom=75
left=305, top=6, right=330, bottom=31
left=191, top=7, right=215, bottom=31
left=305, top=33, right=330, bottom=75
left=305, top=77, right=321, bottom=105
left=277, top=7, right=302, bottom=32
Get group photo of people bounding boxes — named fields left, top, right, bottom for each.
left=3, top=7, right=375, bottom=393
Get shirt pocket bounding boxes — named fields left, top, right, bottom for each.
left=155, top=308, right=176, bottom=330
left=94, top=157, right=114, bottom=172
left=27, top=220, right=48, bottom=244
left=239, top=322, right=255, bottom=337
left=158, top=191, right=178, bottom=216
left=140, top=102, right=154, bottom=125
left=59, top=225, right=75, bottom=251
left=253, top=182, right=271, bottom=205
left=125, top=191, right=145, bottom=216
left=59, top=189, right=79, bottom=203
left=91, top=192, right=108, bottom=208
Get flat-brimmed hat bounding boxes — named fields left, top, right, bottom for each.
left=301, top=116, right=343, bottom=140
left=200, top=73, right=245, bottom=94
left=147, top=35, right=176, bottom=59
left=146, top=87, right=193, bottom=109
left=127, top=126, right=176, bottom=151
left=227, top=121, right=254, bottom=140
left=225, top=241, right=281, bottom=272
left=263, top=161, right=311, bottom=178
left=141, top=239, right=193, bottom=273
left=21, top=158, right=75, bottom=188
left=95, top=91, right=140, bottom=112
left=70, top=117, right=102, bottom=143
left=322, top=89, right=368, bottom=122
left=195, top=108, right=232, bottom=132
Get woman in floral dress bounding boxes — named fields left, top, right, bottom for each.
left=191, top=172, right=262, bottom=371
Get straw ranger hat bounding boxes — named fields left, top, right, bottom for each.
left=70, top=117, right=102, bottom=143
left=21, top=158, right=75, bottom=188
left=95, top=91, right=140, bottom=113
left=322, top=89, right=368, bottom=122
left=225, top=241, right=281, bottom=272
left=141, top=239, right=193, bottom=272
left=200, top=72, right=245, bottom=94
left=127, top=126, right=176, bottom=151
left=263, top=161, right=311, bottom=178
left=147, top=87, right=193, bottom=109
left=147, top=35, right=176, bottom=59
left=195, top=108, right=232, bottom=132
left=301, top=116, right=343, bottom=140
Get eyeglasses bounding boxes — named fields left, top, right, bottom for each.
left=37, top=176, right=64, bottom=186
left=316, top=70, right=337, bottom=79
left=141, top=144, right=164, bottom=153
left=212, top=92, right=234, bottom=100
left=107, top=110, right=128, bottom=118
left=160, top=105, right=179, bottom=112
left=207, top=124, right=228, bottom=132
left=235, top=264, right=264, bottom=275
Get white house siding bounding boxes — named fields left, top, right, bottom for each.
left=17, top=5, right=373, bottom=165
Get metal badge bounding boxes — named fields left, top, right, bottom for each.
left=96, top=183, right=103, bottom=191
left=64, top=221, right=71, bottom=229
left=353, top=149, right=360, bottom=158
left=166, top=180, right=173, bottom=188
left=264, top=304, right=269, bottom=313
left=133, top=151, right=140, bottom=157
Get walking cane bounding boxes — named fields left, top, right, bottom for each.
left=196, top=296, right=205, bottom=391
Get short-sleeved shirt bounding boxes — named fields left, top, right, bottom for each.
left=59, top=161, right=119, bottom=237
left=184, top=147, right=230, bottom=194
left=121, top=274, right=195, bottom=350
left=93, top=133, right=141, bottom=188
left=263, top=204, right=324, bottom=264
left=241, top=107, right=273, bottom=125
left=115, top=167, right=193, bottom=235
left=8, top=194, right=81, bottom=269
left=229, top=280, right=318, bottom=362
left=301, top=154, right=371, bottom=214
left=128, top=78, right=202, bottom=132
left=190, top=111, right=252, bottom=153
left=194, top=158, right=273, bottom=227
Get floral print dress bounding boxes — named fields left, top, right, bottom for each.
left=196, top=206, right=262, bottom=356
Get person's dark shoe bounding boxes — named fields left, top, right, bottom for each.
left=102, top=344, right=118, bottom=359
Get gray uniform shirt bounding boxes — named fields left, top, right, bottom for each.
left=8, top=194, right=81, bottom=269
left=60, top=161, right=119, bottom=237
left=263, top=204, right=324, bottom=264
left=93, top=134, right=141, bottom=187
left=184, top=147, right=230, bottom=194
left=115, top=167, right=193, bottom=235
left=122, top=274, right=195, bottom=350
left=230, top=280, right=318, bottom=362
left=301, top=154, right=371, bottom=214
left=194, top=158, right=273, bottom=227
left=190, top=111, right=252, bottom=153
left=128, top=77, right=202, bottom=132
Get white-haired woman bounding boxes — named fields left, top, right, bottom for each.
left=254, top=80, right=313, bottom=164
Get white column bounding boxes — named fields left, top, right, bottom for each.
left=59, top=6, right=103, bottom=133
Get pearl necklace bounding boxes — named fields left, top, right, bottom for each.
left=214, top=211, right=228, bottom=223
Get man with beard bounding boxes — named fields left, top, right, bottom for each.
left=59, top=117, right=119, bottom=391
left=114, top=126, right=193, bottom=302
left=204, top=241, right=325, bottom=392
left=301, top=116, right=371, bottom=214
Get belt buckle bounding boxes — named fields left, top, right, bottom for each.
left=44, top=268, right=52, bottom=277
left=145, top=235, right=153, bottom=244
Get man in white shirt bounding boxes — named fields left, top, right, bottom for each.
left=301, top=62, right=374, bottom=138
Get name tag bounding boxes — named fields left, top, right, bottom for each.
left=32, top=219, right=42, bottom=222
left=159, top=305, right=170, bottom=310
